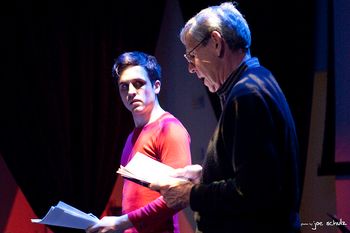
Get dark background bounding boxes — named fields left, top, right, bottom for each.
left=1, top=1, right=315, bottom=232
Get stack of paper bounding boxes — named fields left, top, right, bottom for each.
left=31, top=201, right=99, bottom=230
left=117, top=152, right=188, bottom=188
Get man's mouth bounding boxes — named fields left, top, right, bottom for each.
left=130, top=99, right=141, bottom=105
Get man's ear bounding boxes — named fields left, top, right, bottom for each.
left=154, top=80, right=161, bottom=94
left=211, top=31, right=223, bottom=57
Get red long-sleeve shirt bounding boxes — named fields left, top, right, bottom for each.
left=120, top=112, right=191, bottom=233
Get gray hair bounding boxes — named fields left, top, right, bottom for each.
left=180, top=2, right=251, bottom=52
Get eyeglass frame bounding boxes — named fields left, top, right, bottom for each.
left=183, top=35, right=210, bottom=64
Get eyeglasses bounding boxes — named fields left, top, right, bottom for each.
left=183, top=35, right=209, bottom=64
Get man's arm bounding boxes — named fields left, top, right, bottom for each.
left=128, top=118, right=193, bottom=232
left=161, top=93, right=283, bottom=215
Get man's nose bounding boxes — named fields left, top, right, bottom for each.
left=188, top=62, right=196, bottom=74
left=128, top=83, right=137, bottom=94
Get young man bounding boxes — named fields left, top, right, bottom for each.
left=155, top=2, right=301, bottom=233
left=87, top=51, right=191, bottom=233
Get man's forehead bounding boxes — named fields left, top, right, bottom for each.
left=118, top=66, right=149, bottom=82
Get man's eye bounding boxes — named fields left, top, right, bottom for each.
left=119, top=83, right=128, bottom=90
left=133, top=81, right=145, bottom=89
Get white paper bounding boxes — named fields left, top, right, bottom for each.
left=117, top=152, right=187, bottom=188
left=31, top=201, right=99, bottom=230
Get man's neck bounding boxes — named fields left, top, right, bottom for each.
left=133, top=102, right=166, bottom=128
left=221, top=49, right=250, bottom=85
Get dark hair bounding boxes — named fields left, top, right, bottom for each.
left=112, top=51, right=161, bottom=84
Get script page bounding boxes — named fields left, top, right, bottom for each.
left=117, top=152, right=186, bottom=186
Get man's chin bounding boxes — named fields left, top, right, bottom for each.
left=206, top=85, right=217, bottom=93
left=203, top=80, right=217, bottom=93
left=131, top=107, right=145, bottom=114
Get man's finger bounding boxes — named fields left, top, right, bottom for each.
left=148, top=183, right=161, bottom=191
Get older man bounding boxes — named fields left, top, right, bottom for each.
left=155, top=2, right=301, bottom=233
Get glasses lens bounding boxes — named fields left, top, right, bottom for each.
left=184, top=35, right=209, bottom=63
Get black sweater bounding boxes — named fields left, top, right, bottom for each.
left=190, top=58, right=301, bottom=233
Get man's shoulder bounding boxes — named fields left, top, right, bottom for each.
left=158, top=113, right=189, bottom=135
left=159, top=114, right=184, bottom=128
left=234, top=64, right=274, bottom=90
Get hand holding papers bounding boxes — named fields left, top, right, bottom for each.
left=170, top=164, right=202, bottom=184
left=31, top=201, right=99, bottom=230
left=116, top=152, right=189, bottom=190
left=86, top=215, right=132, bottom=233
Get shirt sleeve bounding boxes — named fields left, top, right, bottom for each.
left=128, top=117, right=192, bottom=232
left=157, top=118, right=192, bottom=168
left=127, top=197, right=177, bottom=233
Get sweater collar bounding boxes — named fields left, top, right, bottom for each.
left=216, top=57, right=260, bottom=109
